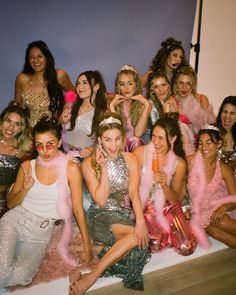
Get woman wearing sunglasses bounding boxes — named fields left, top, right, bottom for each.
left=0, top=117, right=92, bottom=292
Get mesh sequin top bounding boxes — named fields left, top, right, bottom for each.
left=66, top=109, right=95, bottom=150
left=0, top=154, right=21, bottom=186
left=21, top=88, right=52, bottom=127
left=87, top=153, right=132, bottom=245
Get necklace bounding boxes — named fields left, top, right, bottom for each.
left=0, top=138, right=16, bottom=148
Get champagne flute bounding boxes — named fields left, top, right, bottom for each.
left=152, top=152, right=159, bottom=174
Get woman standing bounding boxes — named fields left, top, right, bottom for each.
left=69, top=112, right=150, bottom=294
left=0, top=117, right=92, bottom=291
left=141, top=37, right=188, bottom=88
left=14, top=40, right=75, bottom=127
left=0, top=101, right=32, bottom=218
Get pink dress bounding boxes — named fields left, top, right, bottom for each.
left=122, top=101, right=143, bottom=152
left=188, top=152, right=236, bottom=248
left=140, top=143, right=197, bottom=255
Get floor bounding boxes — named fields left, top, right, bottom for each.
left=7, top=238, right=229, bottom=295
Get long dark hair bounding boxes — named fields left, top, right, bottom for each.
left=68, top=70, right=107, bottom=136
left=150, top=37, right=188, bottom=88
left=23, top=40, right=64, bottom=115
left=216, top=96, right=236, bottom=150
left=150, top=115, right=186, bottom=160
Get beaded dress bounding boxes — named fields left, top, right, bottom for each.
left=21, top=88, right=51, bottom=127
left=87, top=153, right=150, bottom=290
left=0, top=154, right=21, bottom=217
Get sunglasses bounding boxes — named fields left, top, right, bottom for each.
left=35, top=142, right=57, bottom=151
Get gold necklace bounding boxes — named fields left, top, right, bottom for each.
left=0, top=138, right=16, bottom=148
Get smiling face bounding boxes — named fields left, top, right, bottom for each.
left=29, top=47, right=46, bottom=73
left=151, top=76, right=170, bottom=102
left=117, top=73, right=136, bottom=98
left=198, top=133, right=220, bottom=159
left=1, top=112, right=22, bottom=141
left=176, top=74, right=194, bottom=98
left=166, top=48, right=183, bottom=71
left=76, top=74, right=92, bottom=100
left=35, top=131, right=61, bottom=161
left=151, top=125, right=170, bottom=155
left=100, top=128, right=123, bottom=158
left=220, top=103, right=236, bottom=131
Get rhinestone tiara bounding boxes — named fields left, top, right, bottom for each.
left=99, top=116, right=122, bottom=126
left=200, top=124, right=219, bottom=132
left=118, top=64, right=137, bottom=74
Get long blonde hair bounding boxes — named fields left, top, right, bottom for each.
left=114, top=65, right=144, bottom=127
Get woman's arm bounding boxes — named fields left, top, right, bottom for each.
left=155, top=157, right=187, bottom=203
left=67, top=160, right=92, bottom=262
left=81, top=149, right=109, bottom=207
left=124, top=152, right=149, bottom=248
left=7, top=160, right=34, bottom=209
left=56, top=69, right=76, bottom=92
left=132, top=95, right=151, bottom=137
left=14, top=73, right=25, bottom=104
left=221, top=162, right=236, bottom=211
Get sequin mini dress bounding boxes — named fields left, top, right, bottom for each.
left=21, top=88, right=51, bottom=127
left=87, top=153, right=150, bottom=290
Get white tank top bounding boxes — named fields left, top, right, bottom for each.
left=21, top=159, right=61, bottom=219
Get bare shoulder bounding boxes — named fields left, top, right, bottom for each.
left=15, top=72, right=28, bottom=84
left=220, top=160, right=234, bottom=175
left=56, top=68, right=68, bottom=79
left=123, top=152, right=138, bottom=168
left=67, top=159, right=81, bottom=171
left=176, top=156, right=187, bottom=170
left=81, top=156, right=92, bottom=171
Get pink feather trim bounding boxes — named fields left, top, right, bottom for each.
left=64, top=90, right=77, bottom=103
left=140, top=143, right=178, bottom=232
left=188, top=152, right=211, bottom=249
left=37, top=151, right=78, bottom=266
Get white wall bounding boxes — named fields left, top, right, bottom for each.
left=190, top=0, right=236, bottom=113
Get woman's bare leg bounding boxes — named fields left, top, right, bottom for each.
left=206, top=224, right=236, bottom=248
left=69, top=224, right=137, bottom=295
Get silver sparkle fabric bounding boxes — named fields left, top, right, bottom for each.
left=0, top=154, right=21, bottom=186
left=87, top=153, right=133, bottom=245
left=0, top=206, right=55, bottom=288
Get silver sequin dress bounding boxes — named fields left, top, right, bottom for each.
left=87, top=153, right=150, bottom=290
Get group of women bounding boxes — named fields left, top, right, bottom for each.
left=0, top=37, right=235, bottom=295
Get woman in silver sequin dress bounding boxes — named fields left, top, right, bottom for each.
left=0, top=102, right=32, bottom=218
left=69, top=112, right=150, bottom=295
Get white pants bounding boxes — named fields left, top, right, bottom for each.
left=0, top=206, right=55, bottom=288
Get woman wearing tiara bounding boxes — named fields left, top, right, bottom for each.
left=69, top=112, right=150, bottom=294
left=188, top=124, right=236, bottom=248
left=110, top=64, right=151, bottom=152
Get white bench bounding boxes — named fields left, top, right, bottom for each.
left=7, top=238, right=227, bottom=295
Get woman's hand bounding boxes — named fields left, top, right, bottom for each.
left=153, top=171, right=168, bottom=188
left=60, top=103, right=72, bottom=124
left=21, top=164, right=34, bottom=192
left=131, top=94, right=150, bottom=108
left=96, top=145, right=107, bottom=168
left=80, top=249, right=93, bottom=264
left=134, top=220, right=150, bottom=248
left=109, top=94, right=127, bottom=112
left=210, top=205, right=228, bottom=225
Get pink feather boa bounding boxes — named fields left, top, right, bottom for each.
left=139, top=143, right=178, bottom=232
left=37, top=151, right=80, bottom=266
